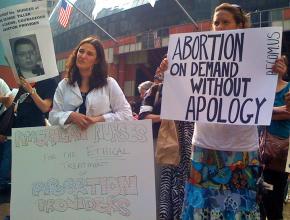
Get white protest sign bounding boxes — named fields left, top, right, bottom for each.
left=286, top=139, right=290, bottom=173
left=161, top=27, right=282, bottom=125
left=11, top=120, right=156, bottom=220
left=0, top=1, right=58, bottom=82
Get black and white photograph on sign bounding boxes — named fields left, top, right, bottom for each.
left=0, top=1, right=59, bottom=82
left=9, top=34, right=44, bottom=80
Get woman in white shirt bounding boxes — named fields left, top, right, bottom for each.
left=49, top=36, right=132, bottom=128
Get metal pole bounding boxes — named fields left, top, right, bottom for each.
left=65, top=0, right=118, bottom=43
left=173, top=0, right=198, bottom=29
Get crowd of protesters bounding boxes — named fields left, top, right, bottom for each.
left=0, top=3, right=290, bottom=220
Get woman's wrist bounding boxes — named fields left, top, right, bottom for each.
left=66, top=112, right=76, bottom=124
left=29, top=88, right=37, bottom=95
left=94, top=115, right=105, bottom=123
left=273, top=106, right=290, bottom=115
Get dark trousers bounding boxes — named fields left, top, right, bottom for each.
left=261, top=169, right=288, bottom=220
left=0, top=140, right=11, bottom=186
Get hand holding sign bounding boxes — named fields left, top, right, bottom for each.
left=67, top=112, right=94, bottom=130
left=159, top=57, right=169, bottom=75
left=19, top=77, right=34, bottom=94
left=272, top=56, right=287, bottom=77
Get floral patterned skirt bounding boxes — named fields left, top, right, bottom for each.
left=182, top=146, right=261, bottom=220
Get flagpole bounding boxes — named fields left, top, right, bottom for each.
left=173, top=0, right=198, bottom=29
left=65, top=0, right=118, bottom=43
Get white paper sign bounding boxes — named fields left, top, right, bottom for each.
left=0, top=2, right=58, bottom=82
left=161, top=27, right=282, bottom=125
left=11, top=120, right=156, bottom=220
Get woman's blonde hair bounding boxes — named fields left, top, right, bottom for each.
left=214, top=3, right=251, bottom=28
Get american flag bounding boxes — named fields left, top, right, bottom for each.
left=58, top=0, right=73, bottom=28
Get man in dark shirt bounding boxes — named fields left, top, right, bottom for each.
left=14, top=78, right=57, bottom=128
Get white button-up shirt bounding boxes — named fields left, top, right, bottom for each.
left=49, top=77, right=133, bottom=126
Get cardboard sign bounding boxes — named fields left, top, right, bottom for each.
left=11, top=120, right=156, bottom=220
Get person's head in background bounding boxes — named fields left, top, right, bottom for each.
left=66, top=36, right=108, bottom=90
left=212, top=3, right=251, bottom=31
left=14, top=38, right=38, bottom=72
left=138, top=81, right=153, bottom=98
